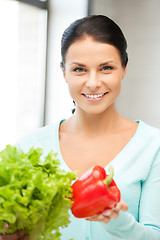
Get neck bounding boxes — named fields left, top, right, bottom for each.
left=68, top=104, right=122, bottom=136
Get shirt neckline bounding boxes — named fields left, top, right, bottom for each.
left=56, top=119, right=143, bottom=173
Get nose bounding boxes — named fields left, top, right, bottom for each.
left=85, top=71, right=101, bottom=91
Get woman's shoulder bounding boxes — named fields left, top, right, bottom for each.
left=17, top=120, right=63, bottom=153
left=138, top=120, right=160, bottom=137
left=136, top=120, right=160, bottom=150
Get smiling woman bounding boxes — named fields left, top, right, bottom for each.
left=63, top=37, right=126, bottom=115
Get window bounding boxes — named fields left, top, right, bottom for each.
left=0, top=0, right=48, bottom=150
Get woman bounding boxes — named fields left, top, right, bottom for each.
left=1, top=15, right=160, bottom=240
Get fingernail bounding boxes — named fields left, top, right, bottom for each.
left=103, top=210, right=111, bottom=216
left=4, top=223, right=9, bottom=230
left=98, top=215, right=104, bottom=220
left=116, top=204, right=121, bottom=211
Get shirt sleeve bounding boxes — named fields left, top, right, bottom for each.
left=100, top=150, right=160, bottom=240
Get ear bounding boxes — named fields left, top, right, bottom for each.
left=122, top=66, right=127, bottom=79
left=62, top=69, right=68, bottom=83
left=60, top=62, right=64, bottom=71
left=60, top=62, right=67, bottom=82
left=63, top=71, right=67, bottom=81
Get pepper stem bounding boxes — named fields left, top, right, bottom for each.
left=104, top=166, right=114, bottom=189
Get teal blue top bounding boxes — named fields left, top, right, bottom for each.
left=18, top=120, right=160, bottom=240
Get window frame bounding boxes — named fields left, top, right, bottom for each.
left=16, top=0, right=48, bottom=10
left=15, top=0, right=49, bottom=126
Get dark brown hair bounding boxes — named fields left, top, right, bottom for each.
left=61, top=15, right=128, bottom=69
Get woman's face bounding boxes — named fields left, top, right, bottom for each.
left=63, top=37, right=126, bottom=115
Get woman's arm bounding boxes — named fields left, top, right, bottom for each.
left=86, top=151, right=160, bottom=239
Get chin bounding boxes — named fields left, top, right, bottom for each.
left=80, top=105, right=111, bottom=116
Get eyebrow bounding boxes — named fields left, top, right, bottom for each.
left=70, top=61, right=116, bottom=67
left=99, top=61, right=116, bottom=66
left=70, top=62, right=86, bottom=67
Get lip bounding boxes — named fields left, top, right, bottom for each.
left=82, top=91, right=109, bottom=102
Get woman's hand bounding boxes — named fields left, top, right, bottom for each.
left=85, top=199, right=128, bottom=223
left=0, top=230, right=29, bottom=240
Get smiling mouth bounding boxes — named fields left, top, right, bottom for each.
left=82, top=91, right=109, bottom=99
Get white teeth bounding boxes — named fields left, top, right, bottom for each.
left=85, top=93, right=104, bottom=98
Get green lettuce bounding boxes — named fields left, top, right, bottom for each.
left=0, top=145, right=76, bottom=240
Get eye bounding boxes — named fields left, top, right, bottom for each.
left=101, top=66, right=113, bottom=71
left=73, top=67, right=86, bottom=73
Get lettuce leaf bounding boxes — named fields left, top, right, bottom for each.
left=0, top=145, right=76, bottom=240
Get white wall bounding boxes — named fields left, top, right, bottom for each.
left=45, top=0, right=88, bottom=124
left=90, top=0, right=160, bottom=128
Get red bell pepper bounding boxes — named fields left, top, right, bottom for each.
left=71, top=165, right=121, bottom=218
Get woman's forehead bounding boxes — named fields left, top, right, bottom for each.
left=65, top=37, right=121, bottom=65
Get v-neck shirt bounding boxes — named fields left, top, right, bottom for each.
left=18, top=120, right=160, bottom=240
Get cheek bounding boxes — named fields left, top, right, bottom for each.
left=66, top=78, right=82, bottom=100
left=105, top=74, right=122, bottom=90
left=66, top=74, right=84, bottom=91
left=113, top=78, right=122, bottom=89
left=67, top=80, right=79, bottom=91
